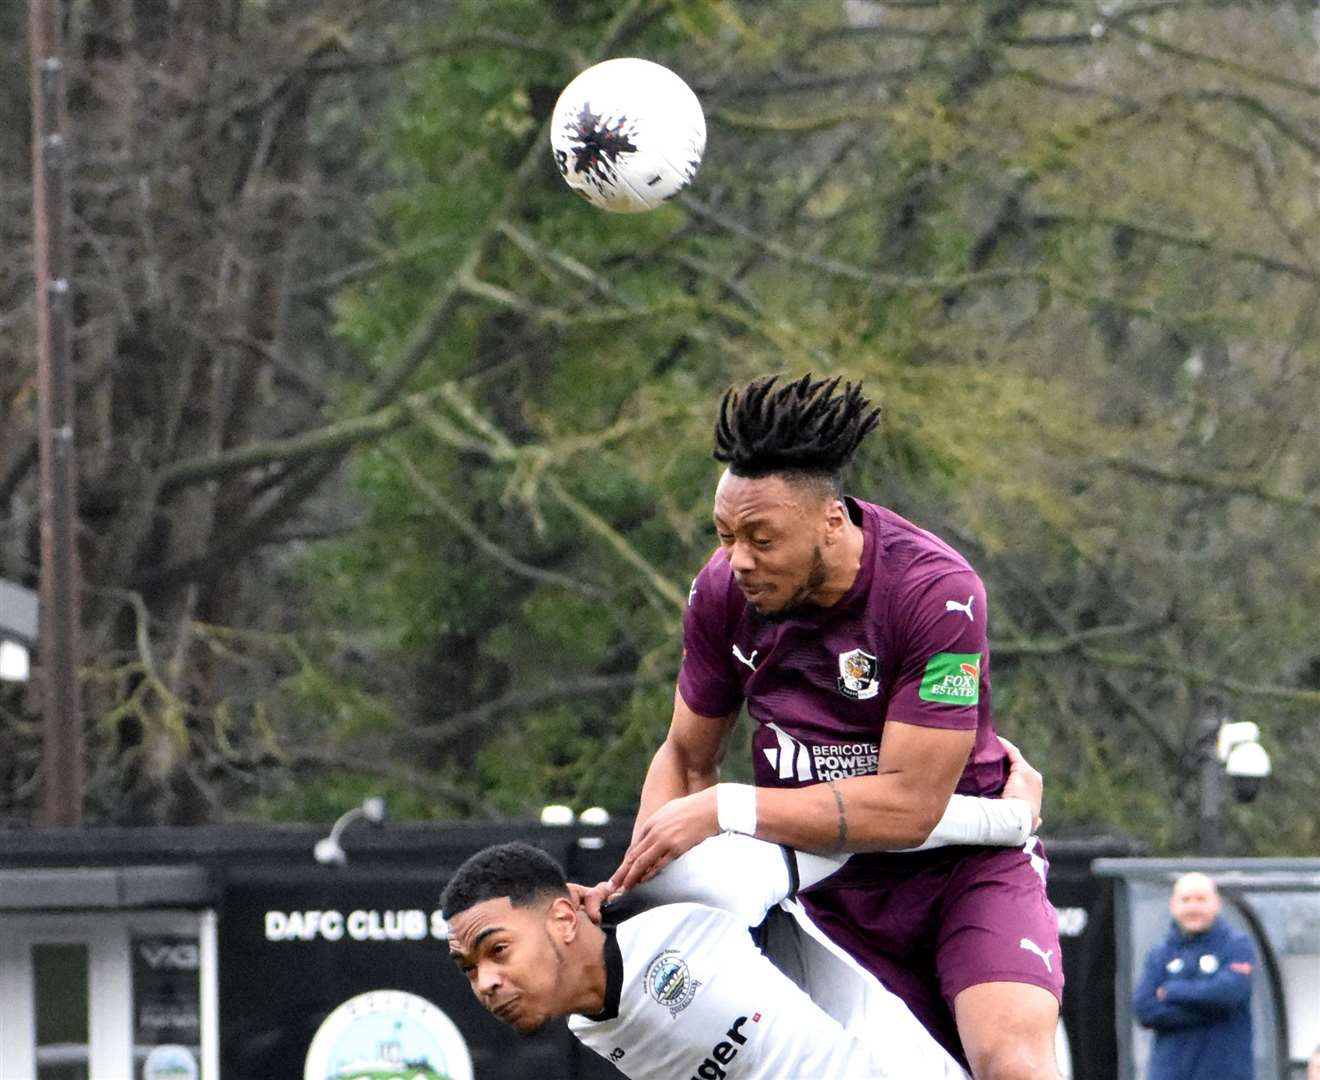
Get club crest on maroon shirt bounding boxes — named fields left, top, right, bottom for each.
left=836, top=647, right=880, bottom=700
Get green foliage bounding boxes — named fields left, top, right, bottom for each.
left=78, top=0, right=1306, bottom=852
left=245, top=769, right=455, bottom=828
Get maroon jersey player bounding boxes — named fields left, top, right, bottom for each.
left=607, top=374, right=1063, bottom=1080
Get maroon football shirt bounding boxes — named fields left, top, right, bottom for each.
left=679, top=497, right=1008, bottom=808
left=679, top=498, right=1060, bottom=1060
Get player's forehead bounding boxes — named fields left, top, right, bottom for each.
left=713, top=470, right=815, bottom=527
left=447, top=897, right=522, bottom=956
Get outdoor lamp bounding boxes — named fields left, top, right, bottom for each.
left=313, top=795, right=389, bottom=866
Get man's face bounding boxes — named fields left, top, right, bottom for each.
left=713, top=471, right=832, bottom=619
left=447, top=896, right=569, bottom=1034
left=1169, top=876, right=1221, bottom=934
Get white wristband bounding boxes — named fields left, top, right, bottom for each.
left=715, top=783, right=758, bottom=836
left=905, top=795, right=1033, bottom=851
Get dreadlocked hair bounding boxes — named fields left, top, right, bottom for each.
left=713, top=373, right=881, bottom=487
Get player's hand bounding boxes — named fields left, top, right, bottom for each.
left=568, top=880, right=615, bottom=925
left=611, top=787, right=719, bottom=893
left=998, top=735, right=1043, bottom=831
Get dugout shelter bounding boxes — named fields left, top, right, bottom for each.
left=1095, top=857, right=1320, bottom=1080
left=0, top=822, right=1134, bottom=1080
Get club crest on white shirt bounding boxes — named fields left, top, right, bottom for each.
left=837, top=648, right=880, bottom=700
left=645, top=949, right=701, bottom=1018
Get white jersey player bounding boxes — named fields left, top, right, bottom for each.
left=443, top=787, right=1035, bottom=1079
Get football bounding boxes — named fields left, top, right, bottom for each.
left=550, top=58, right=706, bottom=213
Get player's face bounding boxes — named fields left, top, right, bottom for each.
left=1169, top=877, right=1221, bottom=934
left=448, top=897, right=570, bottom=1034
left=713, top=471, right=833, bottom=619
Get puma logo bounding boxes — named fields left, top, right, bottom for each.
left=1019, top=937, right=1054, bottom=973
left=945, top=595, right=975, bottom=621
left=732, top=645, right=759, bottom=672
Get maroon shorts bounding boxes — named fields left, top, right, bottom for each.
left=801, top=838, right=1063, bottom=1063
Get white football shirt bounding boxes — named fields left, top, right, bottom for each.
left=567, top=834, right=969, bottom=1080
left=570, top=900, right=883, bottom=1079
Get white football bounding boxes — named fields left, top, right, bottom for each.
left=550, top=57, right=706, bottom=213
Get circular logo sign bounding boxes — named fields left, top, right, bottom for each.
left=142, top=1045, right=198, bottom=1080
left=645, top=949, right=700, bottom=1017
left=303, top=989, right=474, bottom=1080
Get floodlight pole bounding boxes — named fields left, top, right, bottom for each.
left=30, top=0, right=84, bottom=825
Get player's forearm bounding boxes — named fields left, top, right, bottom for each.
left=902, top=793, right=1033, bottom=850
left=635, top=739, right=719, bottom=840
left=752, top=772, right=947, bottom=852
left=629, top=833, right=842, bottom=925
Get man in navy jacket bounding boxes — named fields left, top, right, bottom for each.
left=1134, top=872, right=1255, bottom=1080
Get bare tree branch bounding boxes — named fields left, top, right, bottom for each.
left=995, top=617, right=1172, bottom=657
left=288, top=236, right=454, bottom=297
left=410, top=673, right=663, bottom=746
left=682, top=195, right=1045, bottom=291
left=131, top=0, right=660, bottom=593
left=1106, top=456, right=1320, bottom=514
left=710, top=107, right=890, bottom=134
left=1083, top=648, right=1320, bottom=706
left=389, top=447, right=612, bottom=601
left=1181, top=89, right=1320, bottom=161
left=1105, top=20, right=1320, bottom=100
left=542, top=475, right=690, bottom=612
left=497, top=222, right=642, bottom=309
left=155, top=388, right=447, bottom=495
left=306, top=32, right=575, bottom=76
left=1028, top=208, right=1320, bottom=283
left=277, top=748, right=497, bottom=817
left=707, top=66, right=941, bottom=103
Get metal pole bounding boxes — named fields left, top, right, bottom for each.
left=30, top=0, right=84, bottom=825
left=1197, top=702, right=1223, bottom=856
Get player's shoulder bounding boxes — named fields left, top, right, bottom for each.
left=859, top=499, right=982, bottom=608
left=617, top=902, right=744, bottom=960
left=686, top=547, right=741, bottom=613
left=690, top=545, right=732, bottom=589
left=860, top=499, right=978, bottom=578
left=623, top=900, right=743, bottom=936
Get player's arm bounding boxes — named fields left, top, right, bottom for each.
left=633, top=688, right=737, bottom=841
left=898, top=737, right=1037, bottom=850
left=634, top=738, right=1040, bottom=917
left=616, top=569, right=1002, bottom=887
left=619, top=833, right=847, bottom=928
left=635, top=556, right=743, bottom=839
left=787, top=733, right=1038, bottom=853
left=764, top=720, right=972, bottom=850
left=622, top=754, right=1034, bottom=922
left=572, top=687, right=732, bottom=917
left=614, top=730, right=1037, bottom=893
left=615, top=721, right=972, bottom=889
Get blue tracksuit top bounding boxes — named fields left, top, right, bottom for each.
left=1133, top=915, right=1255, bottom=1080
